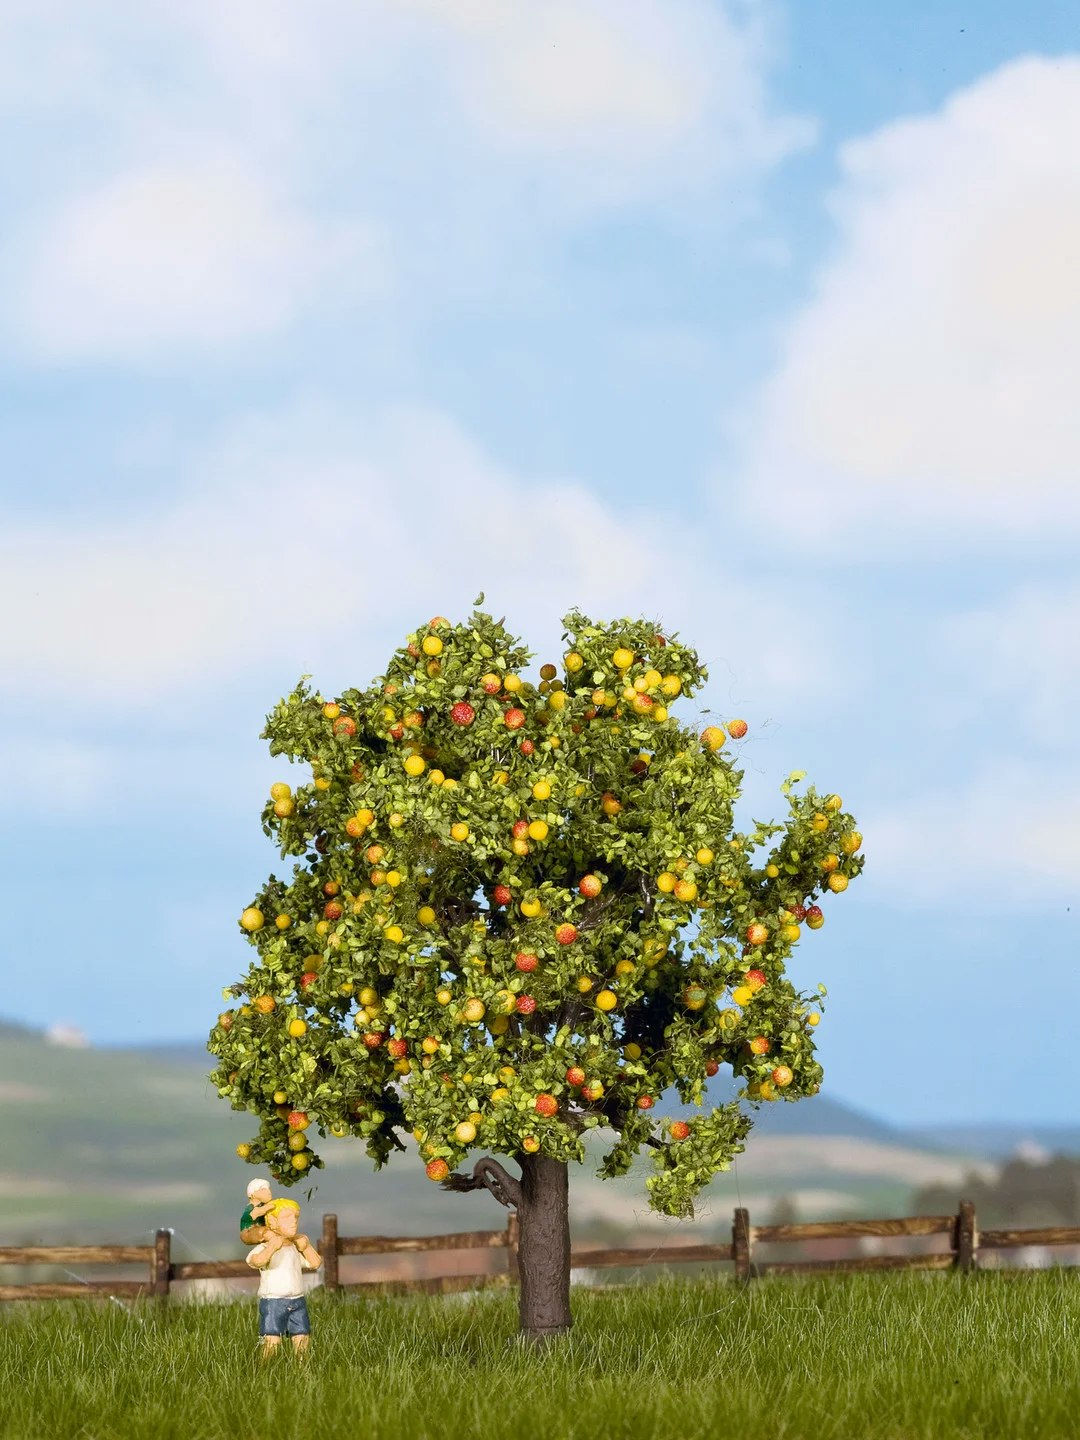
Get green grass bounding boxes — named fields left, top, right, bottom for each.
left=1, top=1270, right=1072, bottom=1440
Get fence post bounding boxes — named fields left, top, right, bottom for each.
left=955, top=1200, right=977, bottom=1273
left=152, top=1229, right=171, bottom=1300
left=507, top=1211, right=520, bottom=1284
left=321, top=1214, right=340, bottom=1292
left=733, top=1208, right=752, bottom=1286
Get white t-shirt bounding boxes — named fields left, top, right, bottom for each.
left=248, top=1240, right=318, bottom=1299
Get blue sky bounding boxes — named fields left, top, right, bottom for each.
left=1, top=1, right=1077, bottom=1127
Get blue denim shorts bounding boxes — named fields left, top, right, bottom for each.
left=258, top=1295, right=311, bottom=1337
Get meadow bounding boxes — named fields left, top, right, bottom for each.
left=1, top=1269, right=1073, bottom=1440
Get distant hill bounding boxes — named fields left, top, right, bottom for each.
left=103, top=1041, right=214, bottom=1070
left=0, top=1021, right=1017, bottom=1254
left=675, top=1072, right=911, bottom=1145
left=0, top=1017, right=42, bottom=1042
left=907, top=1123, right=1080, bottom=1160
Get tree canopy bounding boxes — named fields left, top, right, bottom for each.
left=209, top=607, right=862, bottom=1219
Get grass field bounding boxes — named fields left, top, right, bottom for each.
left=1, top=1270, right=1073, bottom=1440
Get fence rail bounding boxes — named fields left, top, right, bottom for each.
left=4, top=1202, right=1080, bottom=1302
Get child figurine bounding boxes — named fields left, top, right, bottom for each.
left=240, top=1178, right=282, bottom=1254
left=245, top=1198, right=322, bottom=1357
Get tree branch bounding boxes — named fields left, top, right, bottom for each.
left=637, top=871, right=655, bottom=919
left=442, top=1156, right=523, bottom=1210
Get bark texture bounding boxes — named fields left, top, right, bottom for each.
left=444, top=1153, right=571, bottom=1339
left=516, top=1153, right=571, bottom=1339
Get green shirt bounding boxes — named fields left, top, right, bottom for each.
left=241, top=1204, right=258, bottom=1233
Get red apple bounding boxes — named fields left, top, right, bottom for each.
left=746, top=922, right=769, bottom=946
left=361, top=1032, right=383, bottom=1050
left=287, top=1110, right=309, bottom=1130
left=578, top=874, right=602, bottom=899
left=504, top=708, right=526, bottom=730
left=636, top=1095, right=654, bottom=1109
left=333, top=716, right=356, bottom=738
left=515, top=995, right=537, bottom=1015
left=511, top=819, right=530, bottom=839
left=746, top=968, right=767, bottom=989
left=520, top=738, right=535, bottom=756
left=728, top=719, right=748, bottom=739
left=386, top=1037, right=407, bottom=1059
left=300, top=972, right=318, bottom=991
left=789, top=903, right=807, bottom=922
left=555, top=923, right=578, bottom=946
left=534, top=1094, right=558, bottom=1117
left=493, top=885, right=512, bottom=907
left=425, top=1159, right=449, bottom=1181
left=670, top=1121, right=691, bottom=1141
left=514, top=952, right=538, bottom=973
left=324, top=900, right=344, bottom=921
left=450, top=701, right=475, bottom=727
left=806, top=904, right=824, bottom=929
left=704, top=1059, right=719, bottom=1077
left=565, top=1066, right=586, bottom=1087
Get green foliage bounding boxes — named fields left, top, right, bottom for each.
left=208, top=608, right=863, bottom=1216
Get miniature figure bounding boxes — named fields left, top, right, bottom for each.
left=240, top=1177, right=282, bottom=1255
left=245, top=1197, right=322, bottom=1356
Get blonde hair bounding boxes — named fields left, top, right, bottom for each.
left=268, top=1198, right=301, bottom=1217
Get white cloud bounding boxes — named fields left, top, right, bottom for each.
left=936, top=581, right=1080, bottom=751
left=17, top=158, right=383, bottom=362
left=865, top=762, right=1080, bottom=907
left=0, top=402, right=842, bottom=717
left=737, top=57, right=1080, bottom=547
left=840, top=580, right=1080, bottom=912
left=1, top=0, right=809, bottom=362
left=400, top=0, right=812, bottom=201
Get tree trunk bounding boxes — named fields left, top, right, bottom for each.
left=516, top=1153, right=571, bottom=1340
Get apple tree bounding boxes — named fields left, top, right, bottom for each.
left=208, top=607, right=863, bottom=1339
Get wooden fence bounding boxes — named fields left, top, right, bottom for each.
left=4, top=1203, right=1080, bottom=1302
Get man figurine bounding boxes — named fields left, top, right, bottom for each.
left=245, top=1197, right=322, bottom=1357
